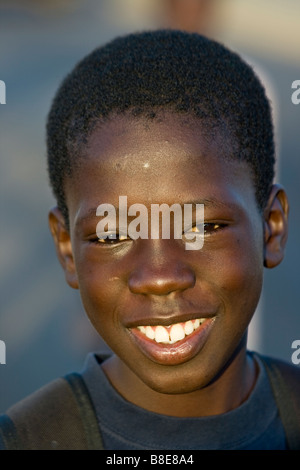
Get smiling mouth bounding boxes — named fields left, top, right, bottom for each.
left=136, top=318, right=205, bottom=345
left=129, top=316, right=216, bottom=365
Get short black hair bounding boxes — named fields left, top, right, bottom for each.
left=46, top=30, right=275, bottom=226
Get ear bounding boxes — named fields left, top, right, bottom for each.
left=48, top=207, right=79, bottom=289
left=263, top=184, right=289, bottom=269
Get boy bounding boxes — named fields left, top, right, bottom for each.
left=0, top=30, right=299, bottom=450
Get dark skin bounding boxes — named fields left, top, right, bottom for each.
left=49, top=112, right=289, bottom=417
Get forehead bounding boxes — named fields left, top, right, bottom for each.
left=84, top=112, right=235, bottom=179
left=67, top=112, right=256, bottom=215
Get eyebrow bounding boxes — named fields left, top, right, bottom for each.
left=75, top=197, right=239, bottom=226
left=185, top=199, right=238, bottom=210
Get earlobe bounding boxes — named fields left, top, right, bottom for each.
left=48, top=207, right=79, bottom=289
left=263, top=184, right=289, bottom=269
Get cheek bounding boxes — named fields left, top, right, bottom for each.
left=74, top=253, right=120, bottom=331
left=198, top=233, right=264, bottom=314
left=226, top=257, right=263, bottom=327
left=218, top=251, right=263, bottom=304
left=78, top=276, right=121, bottom=345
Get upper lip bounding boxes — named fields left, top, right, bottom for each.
left=126, top=312, right=216, bottom=329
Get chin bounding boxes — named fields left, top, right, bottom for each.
left=135, top=363, right=212, bottom=396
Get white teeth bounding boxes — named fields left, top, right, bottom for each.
left=184, top=320, right=194, bottom=336
left=145, top=326, right=155, bottom=340
left=136, top=318, right=206, bottom=345
left=155, top=325, right=170, bottom=343
left=170, top=324, right=185, bottom=343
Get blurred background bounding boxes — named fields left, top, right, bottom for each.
left=0, top=0, right=299, bottom=412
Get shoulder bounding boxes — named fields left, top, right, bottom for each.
left=253, top=353, right=300, bottom=450
left=0, top=376, right=79, bottom=449
left=251, top=352, right=300, bottom=416
left=256, top=353, right=300, bottom=390
left=0, top=373, right=103, bottom=450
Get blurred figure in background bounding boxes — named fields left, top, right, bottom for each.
left=164, top=0, right=217, bottom=34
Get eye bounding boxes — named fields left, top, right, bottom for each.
left=204, top=223, right=225, bottom=234
left=186, top=223, right=226, bottom=235
left=96, top=233, right=130, bottom=245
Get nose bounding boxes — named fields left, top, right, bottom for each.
left=128, top=241, right=195, bottom=296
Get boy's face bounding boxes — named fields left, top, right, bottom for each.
left=51, top=113, right=281, bottom=394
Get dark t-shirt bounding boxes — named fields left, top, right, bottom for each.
left=81, top=352, right=287, bottom=450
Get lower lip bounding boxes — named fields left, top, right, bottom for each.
left=129, top=318, right=216, bottom=366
